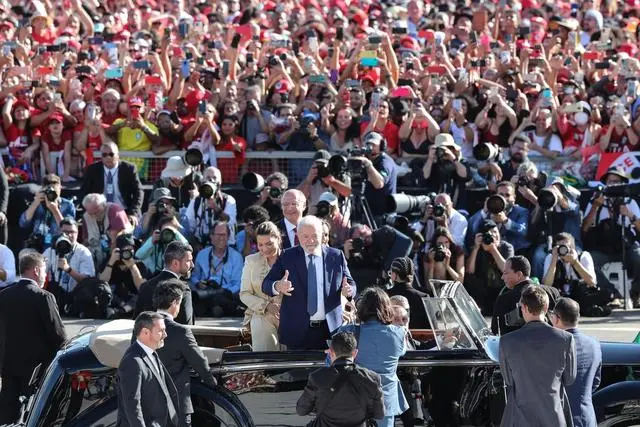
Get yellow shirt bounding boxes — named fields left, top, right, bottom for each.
left=113, top=119, right=157, bottom=151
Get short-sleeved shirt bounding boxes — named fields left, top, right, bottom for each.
left=42, top=129, right=73, bottom=152
left=113, top=119, right=157, bottom=151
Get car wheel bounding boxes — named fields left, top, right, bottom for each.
left=191, top=382, right=254, bottom=427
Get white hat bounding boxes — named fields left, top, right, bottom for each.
left=318, top=192, right=338, bottom=207
left=161, top=156, right=192, bottom=179
left=434, top=133, right=457, bottom=148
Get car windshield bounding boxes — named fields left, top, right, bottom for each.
left=452, top=284, right=492, bottom=344
left=423, top=297, right=476, bottom=350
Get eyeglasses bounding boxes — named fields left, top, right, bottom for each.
left=101, top=152, right=116, bottom=157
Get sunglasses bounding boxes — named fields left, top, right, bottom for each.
left=101, top=152, right=116, bottom=157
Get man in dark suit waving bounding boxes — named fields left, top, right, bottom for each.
left=263, top=215, right=355, bottom=350
left=552, top=297, right=601, bottom=427
left=153, top=280, right=217, bottom=427
left=0, top=252, right=67, bottom=424
left=135, top=241, right=195, bottom=325
left=117, top=311, right=181, bottom=427
left=499, top=286, right=577, bottom=427
left=81, top=141, right=143, bottom=226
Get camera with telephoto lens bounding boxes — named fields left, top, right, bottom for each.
left=538, top=188, right=558, bottom=210
left=160, top=228, right=176, bottom=245
left=386, top=193, right=432, bottom=216
left=433, top=203, right=446, bottom=218
left=43, top=186, right=58, bottom=203
left=156, top=200, right=169, bottom=215
left=434, top=244, right=446, bottom=262
left=557, top=244, right=569, bottom=257
left=350, top=237, right=365, bottom=261
left=55, top=235, right=73, bottom=257
left=269, top=186, right=282, bottom=198
left=473, top=143, right=500, bottom=162
left=482, top=232, right=495, bottom=245
left=199, top=181, right=219, bottom=199
left=119, top=248, right=134, bottom=261
left=517, top=176, right=530, bottom=188
left=486, top=194, right=507, bottom=215
left=316, top=161, right=331, bottom=178
left=316, top=200, right=332, bottom=219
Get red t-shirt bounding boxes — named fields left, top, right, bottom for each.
left=4, top=124, right=40, bottom=159
left=101, top=112, right=125, bottom=127
left=216, top=136, right=247, bottom=184
left=597, top=126, right=634, bottom=153
left=42, top=129, right=73, bottom=152
left=32, top=29, right=57, bottom=45
left=359, top=120, right=399, bottom=154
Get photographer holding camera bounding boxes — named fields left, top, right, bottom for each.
left=190, top=221, right=244, bottom=317
left=298, top=150, right=352, bottom=214
left=541, top=233, right=612, bottom=316
left=529, top=179, right=583, bottom=279
left=140, top=187, right=181, bottom=239
left=43, top=218, right=95, bottom=311
left=422, top=134, right=470, bottom=205
left=153, top=155, right=199, bottom=211
left=466, top=182, right=530, bottom=254
left=286, top=111, right=330, bottom=184
left=135, top=216, right=190, bottom=275
left=359, top=132, right=396, bottom=218
left=424, top=226, right=465, bottom=283
left=465, top=219, right=514, bottom=315
left=582, top=167, right=640, bottom=308
left=185, top=166, right=237, bottom=248
left=20, top=174, right=76, bottom=251
left=257, top=172, right=288, bottom=222
left=314, top=192, right=350, bottom=248
left=512, top=161, right=545, bottom=210
left=417, top=193, right=467, bottom=250
left=99, top=233, right=149, bottom=317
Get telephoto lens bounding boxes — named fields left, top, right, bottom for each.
left=269, top=187, right=282, bottom=198
left=433, top=203, right=446, bottom=217
left=557, top=244, right=569, bottom=257
left=160, top=228, right=176, bottom=244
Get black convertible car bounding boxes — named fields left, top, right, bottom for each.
left=4, top=281, right=640, bottom=426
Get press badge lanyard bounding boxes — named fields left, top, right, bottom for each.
left=209, top=248, right=228, bottom=289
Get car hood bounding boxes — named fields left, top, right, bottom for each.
left=484, top=336, right=640, bottom=366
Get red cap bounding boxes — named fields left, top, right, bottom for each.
left=400, top=36, right=419, bottom=51
left=128, top=97, right=144, bottom=107
left=351, top=9, right=368, bottom=27
left=0, top=19, right=15, bottom=30
left=48, top=112, right=64, bottom=123
left=184, top=89, right=206, bottom=111
left=12, top=100, right=30, bottom=112
left=274, top=80, right=291, bottom=94
left=530, top=17, right=547, bottom=27
left=361, top=69, right=379, bottom=85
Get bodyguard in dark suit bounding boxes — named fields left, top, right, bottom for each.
left=153, top=280, right=217, bottom=427
left=117, top=311, right=181, bottom=427
left=499, top=286, right=577, bottom=427
left=0, top=252, right=67, bottom=424
left=492, top=256, right=560, bottom=335
left=81, top=142, right=144, bottom=220
left=552, top=298, right=601, bottom=427
left=297, top=331, right=384, bottom=426
left=135, top=242, right=195, bottom=325
left=263, top=215, right=355, bottom=350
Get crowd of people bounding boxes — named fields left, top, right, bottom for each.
left=0, top=0, right=638, bottom=424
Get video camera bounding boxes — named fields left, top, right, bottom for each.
left=327, top=146, right=374, bottom=183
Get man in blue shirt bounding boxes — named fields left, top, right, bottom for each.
left=19, top=174, right=76, bottom=251
left=190, top=220, right=243, bottom=317
left=466, top=181, right=530, bottom=254
left=362, top=132, right=396, bottom=218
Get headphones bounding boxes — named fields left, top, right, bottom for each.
left=363, top=131, right=387, bottom=153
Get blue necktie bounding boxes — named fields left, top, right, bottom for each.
left=106, top=171, right=114, bottom=202
left=307, top=254, right=317, bottom=316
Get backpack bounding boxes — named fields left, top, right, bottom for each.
left=70, top=278, right=113, bottom=319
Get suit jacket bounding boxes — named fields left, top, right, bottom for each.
left=116, top=341, right=181, bottom=427
left=296, top=357, right=384, bottom=426
left=134, top=271, right=195, bottom=325
left=565, top=328, right=601, bottom=427
left=387, top=282, right=430, bottom=329
left=277, top=218, right=293, bottom=249
left=81, top=161, right=144, bottom=217
left=0, top=279, right=67, bottom=377
left=156, top=313, right=217, bottom=415
left=262, top=246, right=355, bottom=348
left=499, top=321, right=577, bottom=427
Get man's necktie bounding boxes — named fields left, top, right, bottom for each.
left=152, top=352, right=164, bottom=381
left=307, top=254, right=317, bottom=316
left=106, top=171, right=114, bottom=202
left=293, top=226, right=299, bottom=246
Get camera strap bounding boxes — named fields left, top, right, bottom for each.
left=208, top=247, right=229, bottom=289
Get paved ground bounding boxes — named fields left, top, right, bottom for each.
left=63, top=308, right=640, bottom=343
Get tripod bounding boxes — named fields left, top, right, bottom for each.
left=342, top=179, right=377, bottom=230
left=612, top=199, right=632, bottom=310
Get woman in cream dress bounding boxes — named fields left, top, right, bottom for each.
left=239, top=221, right=283, bottom=351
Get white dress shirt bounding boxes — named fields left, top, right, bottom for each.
left=0, top=244, right=16, bottom=288
left=304, top=247, right=325, bottom=321
left=136, top=339, right=161, bottom=374
left=284, top=217, right=298, bottom=247
left=104, top=163, right=125, bottom=208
